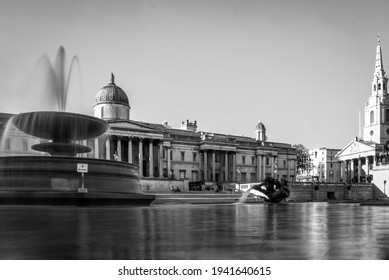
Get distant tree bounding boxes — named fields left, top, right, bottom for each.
left=292, top=144, right=311, bottom=176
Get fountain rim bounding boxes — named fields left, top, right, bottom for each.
left=11, top=111, right=109, bottom=141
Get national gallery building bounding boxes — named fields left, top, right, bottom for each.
left=88, top=74, right=297, bottom=187
left=0, top=73, right=297, bottom=189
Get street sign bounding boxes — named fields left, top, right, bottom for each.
left=77, top=163, right=88, bottom=173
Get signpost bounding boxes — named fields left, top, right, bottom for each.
left=77, top=163, right=88, bottom=193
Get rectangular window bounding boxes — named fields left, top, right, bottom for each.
left=181, top=151, right=185, bottom=161
left=193, top=152, right=197, bottom=162
left=251, top=156, right=255, bottom=165
left=179, top=170, right=186, bottom=179
left=283, top=160, right=286, bottom=168
left=242, top=156, right=246, bottom=165
left=163, top=149, right=166, bottom=159
left=266, top=157, right=270, bottom=165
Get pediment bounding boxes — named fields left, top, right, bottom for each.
left=106, top=120, right=165, bottom=138
left=336, top=139, right=376, bottom=159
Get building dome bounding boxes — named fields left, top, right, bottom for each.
left=255, top=120, right=266, bottom=131
left=95, top=73, right=129, bottom=106
left=93, top=73, right=131, bottom=121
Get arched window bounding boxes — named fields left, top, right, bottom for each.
left=370, top=111, right=374, bottom=124
left=101, top=107, right=104, bottom=118
left=374, top=84, right=376, bottom=91
left=378, top=83, right=381, bottom=90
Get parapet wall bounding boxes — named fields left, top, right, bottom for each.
left=288, top=182, right=386, bottom=201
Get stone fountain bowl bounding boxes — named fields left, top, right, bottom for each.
left=11, top=111, right=109, bottom=141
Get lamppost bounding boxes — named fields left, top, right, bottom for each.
left=384, top=180, right=387, bottom=195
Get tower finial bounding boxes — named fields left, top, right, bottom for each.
left=378, top=34, right=381, bottom=45
left=109, top=73, right=115, bottom=84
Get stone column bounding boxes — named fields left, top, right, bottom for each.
left=139, top=138, right=143, bottom=177
left=105, top=137, right=110, bottom=160
left=262, top=155, right=266, bottom=179
left=159, top=141, right=164, bottom=178
left=203, top=150, right=208, bottom=181
left=167, top=146, right=171, bottom=179
left=94, top=138, right=99, bottom=159
left=256, top=154, right=261, bottom=181
left=128, top=137, right=133, bottom=163
left=340, top=161, right=345, bottom=181
left=366, top=157, right=370, bottom=177
left=350, top=160, right=355, bottom=182
left=224, top=152, right=228, bottom=182
left=232, top=153, right=236, bottom=181
left=149, top=140, right=154, bottom=177
left=117, top=137, right=122, bottom=161
left=212, top=150, right=216, bottom=182
left=286, top=158, right=290, bottom=180
left=357, top=158, right=362, bottom=183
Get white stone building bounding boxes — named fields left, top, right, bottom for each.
left=309, top=148, right=341, bottom=182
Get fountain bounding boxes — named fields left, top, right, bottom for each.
left=0, top=47, right=155, bottom=206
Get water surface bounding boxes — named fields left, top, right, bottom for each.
left=1, top=202, right=388, bottom=259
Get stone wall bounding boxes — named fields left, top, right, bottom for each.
left=288, top=182, right=386, bottom=201
left=140, top=178, right=189, bottom=192
left=371, top=165, right=389, bottom=195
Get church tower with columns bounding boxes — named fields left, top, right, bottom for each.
left=363, top=36, right=389, bottom=144
left=336, top=36, right=389, bottom=193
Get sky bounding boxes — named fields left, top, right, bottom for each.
left=1, top=0, right=389, bottom=150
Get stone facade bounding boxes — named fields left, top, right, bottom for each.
left=90, top=74, right=298, bottom=186
left=309, top=147, right=341, bottom=182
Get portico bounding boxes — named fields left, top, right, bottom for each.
left=337, top=139, right=379, bottom=183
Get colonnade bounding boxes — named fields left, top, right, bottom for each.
left=81, top=138, right=288, bottom=182
left=340, top=156, right=374, bottom=183
left=92, top=136, right=168, bottom=178
left=201, top=150, right=280, bottom=183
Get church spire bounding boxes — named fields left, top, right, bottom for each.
left=375, top=35, right=385, bottom=76
left=372, top=35, right=387, bottom=96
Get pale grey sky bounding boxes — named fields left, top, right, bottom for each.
left=1, top=0, right=389, bottom=149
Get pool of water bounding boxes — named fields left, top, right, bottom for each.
left=1, top=202, right=389, bottom=259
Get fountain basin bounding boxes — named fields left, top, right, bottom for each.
left=0, top=156, right=155, bottom=206
left=11, top=111, right=109, bottom=141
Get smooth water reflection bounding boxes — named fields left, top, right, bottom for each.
left=1, top=202, right=389, bottom=260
